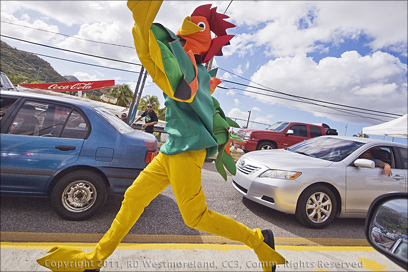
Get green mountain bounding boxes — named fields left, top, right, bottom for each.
left=0, top=40, right=68, bottom=85
left=64, top=75, right=79, bottom=82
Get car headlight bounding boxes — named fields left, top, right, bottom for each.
left=259, top=169, right=302, bottom=179
left=243, top=131, right=252, bottom=140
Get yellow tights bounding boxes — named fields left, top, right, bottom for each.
left=37, top=150, right=285, bottom=271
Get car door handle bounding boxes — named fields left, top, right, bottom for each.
left=55, top=145, right=76, bottom=151
left=393, top=175, right=404, bottom=181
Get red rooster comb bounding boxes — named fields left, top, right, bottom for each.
left=191, top=4, right=235, bottom=37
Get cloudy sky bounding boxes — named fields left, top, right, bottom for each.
left=1, top=1, right=407, bottom=142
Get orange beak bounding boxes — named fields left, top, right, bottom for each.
left=177, top=16, right=211, bottom=55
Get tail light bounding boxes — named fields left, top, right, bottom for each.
left=145, top=151, right=158, bottom=163
left=144, top=140, right=158, bottom=163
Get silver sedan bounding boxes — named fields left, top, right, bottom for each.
left=232, top=136, right=407, bottom=229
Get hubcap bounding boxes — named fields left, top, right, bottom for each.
left=62, top=180, right=97, bottom=213
left=306, top=192, right=332, bottom=223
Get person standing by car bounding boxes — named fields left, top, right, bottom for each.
left=132, top=104, right=158, bottom=134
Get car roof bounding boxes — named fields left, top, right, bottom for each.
left=320, top=135, right=407, bottom=147
left=1, top=89, right=102, bottom=110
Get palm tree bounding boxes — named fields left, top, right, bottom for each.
left=136, top=95, right=167, bottom=120
left=353, top=131, right=369, bottom=138
left=138, top=95, right=160, bottom=111
left=108, top=84, right=133, bottom=107
left=157, top=107, right=167, bottom=121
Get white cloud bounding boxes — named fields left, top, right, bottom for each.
left=227, top=107, right=250, bottom=126
left=1, top=1, right=406, bottom=128
left=247, top=51, right=407, bottom=124
left=226, top=1, right=407, bottom=58
left=0, top=14, right=63, bottom=44
left=72, top=71, right=98, bottom=81
left=233, top=65, right=245, bottom=76
left=251, top=106, right=261, bottom=112
left=226, top=90, right=236, bottom=96
left=234, top=99, right=240, bottom=106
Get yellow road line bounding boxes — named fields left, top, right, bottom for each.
left=1, top=232, right=369, bottom=246
left=0, top=242, right=374, bottom=251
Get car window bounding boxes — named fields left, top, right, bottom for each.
left=397, top=147, right=408, bottom=169
left=289, top=124, right=307, bottom=137
left=370, top=147, right=394, bottom=168
left=267, top=121, right=290, bottom=132
left=93, top=106, right=134, bottom=134
left=310, top=126, right=323, bottom=138
left=288, top=137, right=365, bottom=162
left=0, top=72, right=17, bottom=91
left=0, top=97, right=18, bottom=121
left=60, top=109, right=89, bottom=139
left=8, top=102, right=41, bottom=136
left=6, top=100, right=88, bottom=139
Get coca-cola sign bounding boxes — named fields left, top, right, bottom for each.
left=19, top=80, right=115, bottom=91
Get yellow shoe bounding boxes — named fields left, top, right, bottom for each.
left=36, top=246, right=100, bottom=272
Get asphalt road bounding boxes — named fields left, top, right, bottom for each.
left=0, top=162, right=366, bottom=242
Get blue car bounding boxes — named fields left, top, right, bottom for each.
left=0, top=90, right=157, bottom=220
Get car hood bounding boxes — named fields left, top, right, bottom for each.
left=240, top=149, right=333, bottom=170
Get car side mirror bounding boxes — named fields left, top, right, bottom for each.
left=354, top=158, right=375, bottom=168
left=365, top=193, right=408, bottom=270
left=286, top=129, right=294, bottom=135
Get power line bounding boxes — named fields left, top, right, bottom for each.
left=1, top=35, right=142, bottom=67
left=20, top=50, right=140, bottom=75
left=219, top=70, right=402, bottom=118
left=2, top=34, right=403, bottom=120
left=222, top=86, right=390, bottom=122
left=1, top=20, right=135, bottom=49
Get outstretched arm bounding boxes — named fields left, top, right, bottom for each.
left=127, top=0, right=198, bottom=102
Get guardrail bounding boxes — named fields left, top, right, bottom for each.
left=131, top=123, right=167, bottom=142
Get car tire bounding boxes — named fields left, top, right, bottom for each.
left=51, top=170, right=107, bottom=221
left=257, top=141, right=276, bottom=150
left=295, top=185, right=337, bottom=229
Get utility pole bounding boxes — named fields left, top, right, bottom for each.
left=133, top=70, right=148, bottom=119
left=35, top=67, right=40, bottom=82
left=128, top=66, right=147, bottom=124
left=246, top=111, right=251, bottom=128
left=205, top=58, right=213, bottom=72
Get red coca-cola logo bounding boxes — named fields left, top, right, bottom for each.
left=47, top=83, right=93, bottom=90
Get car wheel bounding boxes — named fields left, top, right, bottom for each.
left=51, top=170, right=107, bottom=221
left=257, top=141, right=276, bottom=150
left=295, top=185, right=337, bottom=229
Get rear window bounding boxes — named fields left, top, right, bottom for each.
left=93, top=106, right=134, bottom=134
left=310, top=126, right=323, bottom=138
left=398, top=147, right=408, bottom=169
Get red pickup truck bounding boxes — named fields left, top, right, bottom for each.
left=232, top=121, right=337, bottom=152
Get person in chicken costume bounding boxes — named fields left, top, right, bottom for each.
left=36, top=1, right=286, bottom=271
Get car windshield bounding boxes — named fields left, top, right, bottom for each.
left=288, top=137, right=365, bottom=162
left=267, top=121, right=290, bottom=132
left=0, top=73, right=17, bottom=91
left=93, top=106, right=134, bottom=134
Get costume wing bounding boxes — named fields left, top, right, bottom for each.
left=127, top=0, right=198, bottom=103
